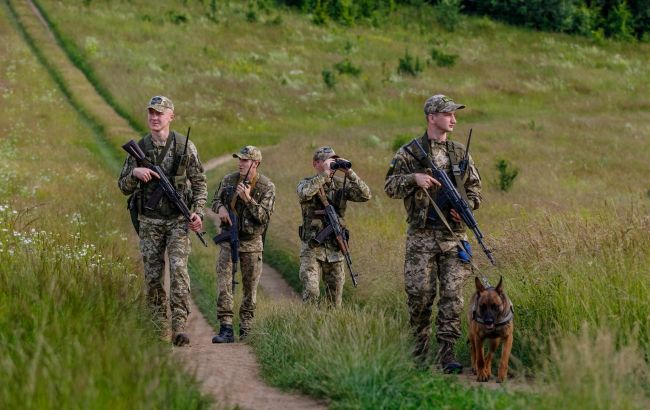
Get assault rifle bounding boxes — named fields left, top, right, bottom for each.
left=122, top=138, right=208, bottom=247
left=404, top=137, right=496, bottom=266
left=312, top=189, right=359, bottom=287
left=212, top=166, right=252, bottom=291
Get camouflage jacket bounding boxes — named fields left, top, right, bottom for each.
left=384, top=132, right=481, bottom=235
left=211, top=172, right=275, bottom=253
left=297, top=170, right=371, bottom=261
left=118, top=131, right=207, bottom=220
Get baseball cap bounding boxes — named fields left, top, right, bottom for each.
left=313, top=146, right=339, bottom=161
left=233, top=145, right=262, bottom=162
left=147, top=95, right=174, bottom=113
left=423, top=94, right=465, bottom=115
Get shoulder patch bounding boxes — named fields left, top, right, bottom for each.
left=385, top=158, right=397, bottom=178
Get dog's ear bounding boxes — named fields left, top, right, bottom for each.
left=475, top=277, right=485, bottom=293
left=495, top=276, right=504, bottom=295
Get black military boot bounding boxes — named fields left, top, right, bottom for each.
left=439, top=342, right=463, bottom=374
left=211, top=324, right=234, bottom=343
left=239, top=327, right=250, bottom=342
left=172, top=332, right=190, bottom=346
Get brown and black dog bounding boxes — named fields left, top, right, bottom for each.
left=468, top=276, right=514, bottom=382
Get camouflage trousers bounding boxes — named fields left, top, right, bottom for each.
left=299, top=243, right=345, bottom=308
left=139, top=216, right=191, bottom=333
left=216, top=244, right=263, bottom=332
left=404, top=228, right=470, bottom=358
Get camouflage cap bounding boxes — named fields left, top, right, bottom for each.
left=423, top=94, right=465, bottom=115
left=147, top=95, right=174, bottom=113
left=233, top=145, right=262, bottom=162
left=313, top=146, right=339, bottom=161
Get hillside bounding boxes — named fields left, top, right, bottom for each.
left=7, top=0, right=650, bottom=408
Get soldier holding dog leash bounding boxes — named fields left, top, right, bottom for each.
left=385, top=95, right=483, bottom=373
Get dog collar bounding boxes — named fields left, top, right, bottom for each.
left=471, top=301, right=514, bottom=327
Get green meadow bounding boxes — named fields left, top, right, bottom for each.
left=0, top=3, right=210, bottom=408
left=6, top=0, right=650, bottom=408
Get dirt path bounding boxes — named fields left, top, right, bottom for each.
left=10, top=3, right=321, bottom=408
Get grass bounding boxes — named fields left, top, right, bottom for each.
left=0, top=4, right=210, bottom=408
left=14, top=0, right=650, bottom=407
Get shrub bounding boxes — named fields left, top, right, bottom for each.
left=334, top=58, right=362, bottom=76
left=322, top=69, right=337, bottom=89
left=495, top=158, right=519, bottom=192
left=391, top=134, right=412, bottom=152
left=430, top=47, right=457, bottom=67
left=397, top=49, right=423, bottom=77
left=434, top=0, right=462, bottom=31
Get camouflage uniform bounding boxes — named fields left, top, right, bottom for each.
left=385, top=95, right=482, bottom=360
left=212, top=146, right=275, bottom=333
left=118, top=96, right=207, bottom=336
left=297, top=147, right=371, bottom=307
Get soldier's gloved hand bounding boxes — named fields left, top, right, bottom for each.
left=133, top=167, right=160, bottom=182
left=414, top=173, right=441, bottom=189
left=236, top=182, right=252, bottom=202
left=217, top=206, right=232, bottom=226
left=450, top=209, right=463, bottom=223
left=188, top=213, right=203, bottom=232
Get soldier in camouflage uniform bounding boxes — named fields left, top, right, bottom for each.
left=211, top=146, right=275, bottom=343
left=297, top=146, right=371, bottom=307
left=385, top=95, right=482, bottom=373
left=118, top=96, right=207, bottom=347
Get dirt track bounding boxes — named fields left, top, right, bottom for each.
left=9, top=2, right=323, bottom=408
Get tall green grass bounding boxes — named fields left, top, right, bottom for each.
left=0, top=5, right=210, bottom=407
left=253, top=303, right=533, bottom=409
left=27, top=0, right=650, bottom=407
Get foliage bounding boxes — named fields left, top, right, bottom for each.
left=462, top=0, right=648, bottom=41
left=391, top=133, right=412, bottom=152
left=253, top=304, right=534, bottom=409
left=495, top=158, right=519, bottom=192
left=0, top=5, right=211, bottom=404
left=430, top=46, right=457, bottom=67
left=322, top=68, right=337, bottom=89
left=434, top=0, right=462, bottom=32
left=397, top=49, right=423, bottom=76
left=333, top=58, right=362, bottom=76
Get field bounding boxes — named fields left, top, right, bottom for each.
left=0, top=2, right=211, bottom=408
left=5, top=0, right=650, bottom=408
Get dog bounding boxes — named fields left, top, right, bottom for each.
left=468, top=276, right=514, bottom=383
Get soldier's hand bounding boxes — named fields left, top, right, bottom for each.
left=323, top=158, right=336, bottom=172
left=188, top=213, right=203, bottom=232
left=450, top=209, right=463, bottom=223
left=217, top=206, right=232, bottom=225
left=414, top=173, right=441, bottom=189
left=236, top=182, right=252, bottom=202
left=338, top=157, right=352, bottom=175
left=133, top=167, right=160, bottom=182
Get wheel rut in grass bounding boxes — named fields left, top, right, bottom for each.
left=13, top=2, right=321, bottom=408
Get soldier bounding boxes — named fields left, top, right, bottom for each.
left=211, top=146, right=275, bottom=343
left=118, top=95, right=207, bottom=346
left=297, top=146, right=371, bottom=307
left=384, top=95, right=482, bottom=373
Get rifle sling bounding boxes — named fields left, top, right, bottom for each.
left=446, top=140, right=470, bottom=204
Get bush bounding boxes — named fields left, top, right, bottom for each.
left=434, top=0, right=462, bottom=31
left=397, top=49, right=423, bottom=77
left=322, top=68, right=337, bottom=89
left=391, top=134, right=412, bottom=152
left=334, top=58, right=362, bottom=76
left=430, top=47, right=457, bottom=67
left=495, top=158, right=519, bottom=192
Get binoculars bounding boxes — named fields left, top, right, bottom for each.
left=330, top=158, right=352, bottom=170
